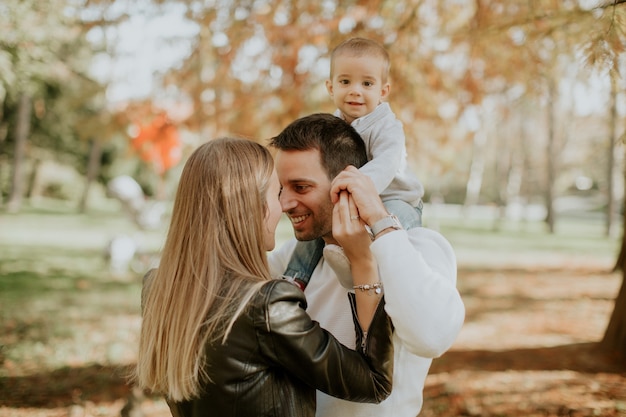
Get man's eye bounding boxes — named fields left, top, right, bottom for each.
left=295, top=185, right=309, bottom=193
left=278, top=186, right=283, bottom=197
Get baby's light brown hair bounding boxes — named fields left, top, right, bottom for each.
left=329, top=37, right=391, bottom=83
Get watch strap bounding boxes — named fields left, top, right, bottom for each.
left=370, top=215, right=402, bottom=238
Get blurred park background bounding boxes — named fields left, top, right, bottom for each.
left=2, top=0, right=626, bottom=416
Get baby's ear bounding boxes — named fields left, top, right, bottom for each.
left=325, top=79, right=334, bottom=96
left=380, top=83, right=391, bottom=99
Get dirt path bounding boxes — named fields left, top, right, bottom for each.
left=421, top=267, right=626, bottom=417
left=1, top=267, right=624, bottom=417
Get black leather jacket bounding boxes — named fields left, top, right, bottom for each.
left=167, top=279, right=393, bottom=417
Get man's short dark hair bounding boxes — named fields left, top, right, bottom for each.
left=269, top=113, right=368, bottom=179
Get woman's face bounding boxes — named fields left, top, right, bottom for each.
left=264, top=169, right=283, bottom=251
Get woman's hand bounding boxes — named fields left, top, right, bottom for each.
left=331, top=191, right=372, bottom=263
left=332, top=190, right=381, bottom=332
left=330, top=166, right=389, bottom=227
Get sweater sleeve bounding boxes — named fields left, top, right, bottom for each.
left=358, top=116, right=405, bottom=195
left=256, top=280, right=394, bottom=403
left=371, top=228, right=465, bottom=357
left=360, top=119, right=405, bottom=194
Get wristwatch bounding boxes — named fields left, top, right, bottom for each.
left=367, top=215, right=402, bottom=240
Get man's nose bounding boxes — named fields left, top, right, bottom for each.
left=279, top=189, right=297, bottom=212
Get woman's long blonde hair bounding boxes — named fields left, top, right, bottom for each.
left=135, top=137, right=274, bottom=401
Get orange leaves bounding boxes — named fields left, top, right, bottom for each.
left=130, top=113, right=182, bottom=175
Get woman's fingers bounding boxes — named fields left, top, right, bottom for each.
left=331, top=167, right=388, bottom=226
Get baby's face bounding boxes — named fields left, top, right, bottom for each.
left=326, top=53, right=390, bottom=123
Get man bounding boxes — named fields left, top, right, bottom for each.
left=268, top=113, right=465, bottom=417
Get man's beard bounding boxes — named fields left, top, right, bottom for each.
left=293, top=202, right=333, bottom=242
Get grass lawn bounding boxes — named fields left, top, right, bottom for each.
left=0, top=199, right=622, bottom=416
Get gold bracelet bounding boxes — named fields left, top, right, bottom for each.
left=353, top=282, right=383, bottom=295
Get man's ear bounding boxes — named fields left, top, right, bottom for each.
left=325, top=79, right=334, bottom=97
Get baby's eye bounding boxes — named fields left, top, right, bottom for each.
left=363, top=81, right=374, bottom=87
left=339, top=79, right=350, bottom=85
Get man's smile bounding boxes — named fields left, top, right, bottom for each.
left=289, top=214, right=310, bottom=225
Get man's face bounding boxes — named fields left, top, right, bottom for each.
left=274, top=148, right=335, bottom=243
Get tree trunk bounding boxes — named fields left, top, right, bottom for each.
left=613, top=114, right=626, bottom=272
left=605, top=73, right=626, bottom=358
left=507, top=128, right=524, bottom=208
left=606, top=75, right=618, bottom=238
left=616, top=234, right=626, bottom=273
left=0, top=119, right=7, bottom=209
left=25, top=157, right=41, bottom=199
left=517, top=100, right=534, bottom=229
left=78, top=138, right=102, bottom=213
left=6, top=93, right=32, bottom=213
left=464, top=129, right=487, bottom=208
left=492, top=124, right=504, bottom=230
left=600, top=271, right=626, bottom=357
left=544, top=77, right=556, bottom=234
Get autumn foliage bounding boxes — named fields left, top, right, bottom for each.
left=131, top=113, right=182, bottom=175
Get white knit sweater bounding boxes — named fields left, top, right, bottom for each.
left=269, top=228, right=465, bottom=417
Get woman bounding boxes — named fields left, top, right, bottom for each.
left=135, top=138, right=393, bottom=417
